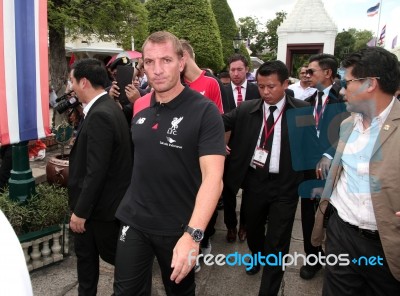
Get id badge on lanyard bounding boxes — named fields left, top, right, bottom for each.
left=253, top=147, right=269, bottom=168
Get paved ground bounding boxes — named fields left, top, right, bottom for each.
left=28, top=149, right=324, bottom=295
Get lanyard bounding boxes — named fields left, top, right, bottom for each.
left=314, top=95, right=329, bottom=129
left=261, top=104, right=285, bottom=149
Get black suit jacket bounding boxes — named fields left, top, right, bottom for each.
left=68, top=94, right=132, bottom=221
left=225, top=81, right=260, bottom=112
left=222, top=95, right=320, bottom=197
left=304, top=83, right=349, bottom=158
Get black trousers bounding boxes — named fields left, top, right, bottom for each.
left=323, top=212, right=400, bottom=296
left=243, top=168, right=298, bottom=296
left=222, top=184, right=246, bottom=229
left=113, top=225, right=195, bottom=296
left=74, top=219, right=120, bottom=296
left=301, top=197, right=323, bottom=256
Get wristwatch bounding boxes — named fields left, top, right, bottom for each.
left=183, top=225, right=204, bottom=242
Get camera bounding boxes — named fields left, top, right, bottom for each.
left=54, top=91, right=80, bottom=114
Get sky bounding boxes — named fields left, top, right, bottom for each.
left=226, top=0, right=400, bottom=50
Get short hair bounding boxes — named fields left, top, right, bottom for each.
left=342, top=46, right=400, bottom=95
left=180, top=39, right=194, bottom=59
left=142, top=31, right=183, bottom=58
left=256, top=60, right=289, bottom=84
left=71, top=58, right=108, bottom=89
left=298, top=65, right=308, bottom=74
left=218, top=71, right=230, bottom=79
left=228, top=54, right=248, bottom=67
left=309, top=53, right=338, bottom=79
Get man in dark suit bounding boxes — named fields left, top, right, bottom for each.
left=68, top=58, right=132, bottom=295
left=299, top=54, right=349, bottom=280
left=223, top=60, right=319, bottom=295
left=223, top=54, right=260, bottom=243
left=225, top=54, right=259, bottom=111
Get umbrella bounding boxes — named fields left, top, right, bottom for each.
left=106, top=50, right=142, bottom=66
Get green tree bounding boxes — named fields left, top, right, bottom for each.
left=334, top=30, right=356, bottom=61
left=352, top=29, right=374, bottom=51
left=334, top=28, right=373, bottom=61
left=146, top=0, right=224, bottom=72
left=237, top=16, right=267, bottom=57
left=210, top=0, right=239, bottom=66
left=237, top=16, right=260, bottom=41
left=48, top=0, right=148, bottom=94
left=265, top=11, right=287, bottom=53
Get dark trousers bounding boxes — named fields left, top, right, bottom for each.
left=323, top=212, right=400, bottom=296
left=222, top=184, right=246, bottom=229
left=74, top=219, right=120, bottom=296
left=243, top=169, right=298, bottom=296
left=301, top=197, right=323, bottom=256
left=114, top=225, right=195, bottom=296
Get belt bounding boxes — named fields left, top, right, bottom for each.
left=248, top=167, right=280, bottom=180
left=333, top=207, right=380, bottom=241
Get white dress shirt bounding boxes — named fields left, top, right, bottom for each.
left=250, top=97, right=285, bottom=173
left=83, top=91, right=107, bottom=118
left=330, top=98, right=395, bottom=230
left=288, top=81, right=316, bottom=100
left=231, top=80, right=248, bottom=107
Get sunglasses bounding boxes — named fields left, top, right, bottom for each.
left=305, top=68, right=326, bottom=76
left=340, top=77, right=380, bottom=89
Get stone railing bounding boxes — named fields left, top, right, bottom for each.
left=19, top=224, right=69, bottom=272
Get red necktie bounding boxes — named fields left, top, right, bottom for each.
left=236, top=86, right=243, bottom=106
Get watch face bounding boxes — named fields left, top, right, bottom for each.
left=192, top=229, right=204, bottom=242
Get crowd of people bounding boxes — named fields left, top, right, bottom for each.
left=2, top=29, right=400, bottom=296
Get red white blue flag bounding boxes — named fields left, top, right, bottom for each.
left=378, top=24, right=386, bottom=46
left=367, top=3, right=380, bottom=17
left=0, top=0, right=50, bottom=145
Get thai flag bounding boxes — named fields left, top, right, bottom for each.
left=378, top=24, right=386, bottom=46
left=367, top=3, right=380, bottom=17
left=0, top=0, right=50, bottom=146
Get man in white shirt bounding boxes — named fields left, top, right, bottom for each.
left=288, top=65, right=316, bottom=100
left=312, top=46, right=400, bottom=295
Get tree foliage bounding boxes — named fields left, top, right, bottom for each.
left=237, top=16, right=266, bottom=57
left=265, top=11, right=287, bottom=53
left=334, top=28, right=373, bottom=61
left=210, top=0, right=238, bottom=66
left=146, top=0, right=224, bottom=72
left=47, top=0, right=149, bottom=94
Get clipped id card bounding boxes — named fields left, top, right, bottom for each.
left=252, top=147, right=268, bottom=168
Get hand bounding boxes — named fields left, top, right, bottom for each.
left=69, top=213, right=86, bottom=233
left=170, top=233, right=199, bottom=284
left=396, top=211, right=400, bottom=217
left=316, top=156, right=331, bottom=180
left=109, top=81, right=120, bottom=99
left=311, top=187, right=324, bottom=200
left=126, top=84, right=141, bottom=104
left=226, top=145, right=231, bottom=155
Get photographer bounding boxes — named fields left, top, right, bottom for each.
left=54, top=90, right=83, bottom=132
left=107, top=56, right=142, bottom=124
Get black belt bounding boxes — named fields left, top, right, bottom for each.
left=333, top=207, right=380, bottom=241
left=248, top=167, right=280, bottom=180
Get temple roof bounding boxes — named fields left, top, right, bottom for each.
left=277, top=0, right=337, bottom=33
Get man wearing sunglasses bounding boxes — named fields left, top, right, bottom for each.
left=299, top=54, right=349, bottom=280
left=312, top=46, right=400, bottom=295
left=288, top=65, right=316, bottom=100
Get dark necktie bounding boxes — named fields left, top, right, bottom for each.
left=316, top=91, right=323, bottom=114
left=258, top=106, right=278, bottom=173
left=236, top=86, right=243, bottom=106
left=264, top=106, right=278, bottom=152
